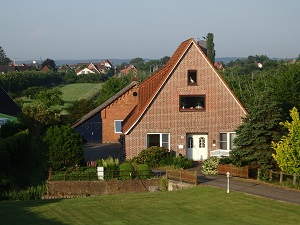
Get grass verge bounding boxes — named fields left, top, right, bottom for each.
left=0, top=186, right=299, bottom=225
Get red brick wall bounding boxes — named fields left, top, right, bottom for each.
left=125, top=44, right=246, bottom=159
left=101, top=86, right=138, bottom=143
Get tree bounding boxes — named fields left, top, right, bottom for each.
left=272, top=107, right=300, bottom=174
left=41, top=58, right=56, bottom=70
left=19, top=101, right=60, bottom=135
left=0, top=46, right=11, bottom=65
left=206, top=33, right=216, bottom=65
left=35, top=88, right=63, bottom=107
left=43, top=125, right=84, bottom=170
left=230, top=92, right=284, bottom=174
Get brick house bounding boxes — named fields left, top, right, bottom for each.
left=73, top=81, right=138, bottom=143
left=122, top=38, right=247, bottom=160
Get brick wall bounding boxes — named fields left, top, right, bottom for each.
left=125, top=43, right=246, bottom=159
left=101, top=86, right=138, bottom=143
left=46, top=179, right=160, bottom=198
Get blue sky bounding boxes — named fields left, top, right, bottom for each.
left=1, top=0, right=300, bottom=61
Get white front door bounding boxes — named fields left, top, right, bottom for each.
left=186, top=134, right=208, bottom=161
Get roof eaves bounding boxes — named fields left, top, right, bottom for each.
left=72, top=81, right=138, bottom=128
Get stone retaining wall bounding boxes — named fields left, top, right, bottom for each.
left=46, top=179, right=160, bottom=198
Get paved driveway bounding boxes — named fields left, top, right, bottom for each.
left=83, top=143, right=123, bottom=162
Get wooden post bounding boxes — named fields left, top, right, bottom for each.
left=280, top=171, right=283, bottom=184
left=257, top=169, right=260, bottom=181
left=293, top=173, right=297, bottom=186
left=195, top=171, right=197, bottom=185
left=269, top=170, right=273, bottom=182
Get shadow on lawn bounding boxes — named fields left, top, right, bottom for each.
left=0, top=199, right=67, bottom=225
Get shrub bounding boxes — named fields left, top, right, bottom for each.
left=136, top=146, right=169, bottom=168
left=159, top=176, right=168, bottom=191
left=96, top=157, right=120, bottom=180
left=44, top=125, right=84, bottom=170
left=119, top=163, right=134, bottom=180
left=202, top=156, right=220, bottom=175
left=171, top=156, right=193, bottom=169
left=219, top=156, right=232, bottom=165
left=137, top=164, right=152, bottom=179
left=0, top=184, right=46, bottom=201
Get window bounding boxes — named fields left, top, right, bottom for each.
left=220, top=132, right=236, bottom=150
left=147, top=133, right=170, bottom=149
left=114, top=120, right=123, bottom=133
left=188, top=70, right=197, bottom=85
left=180, top=95, right=205, bottom=110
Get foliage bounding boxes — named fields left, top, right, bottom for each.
left=134, top=146, right=169, bottom=168
left=159, top=176, right=168, bottom=191
left=96, top=157, right=119, bottom=180
left=0, top=46, right=10, bottom=65
left=206, top=33, right=216, bottom=64
left=170, top=155, right=193, bottom=169
left=0, top=184, right=46, bottom=201
left=41, top=58, right=56, bottom=70
left=201, top=157, right=220, bottom=175
left=44, top=125, right=84, bottom=170
left=0, top=120, right=26, bottom=138
left=229, top=92, right=283, bottom=171
left=19, top=101, right=60, bottom=135
left=119, top=163, right=134, bottom=180
left=50, top=167, right=97, bottom=181
left=0, top=71, right=63, bottom=97
left=136, top=164, right=152, bottom=179
left=35, top=88, right=63, bottom=107
left=64, top=99, right=97, bottom=124
left=94, top=76, right=131, bottom=105
left=0, top=131, right=48, bottom=189
left=272, top=107, right=300, bottom=174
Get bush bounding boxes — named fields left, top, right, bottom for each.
left=119, top=163, right=134, bottom=180
left=44, top=125, right=84, bottom=170
left=202, top=157, right=220, bottom=175
left=159, top=176, right=168, bottom=191
left=171, top=156, right=193, bottom=169
left=0, top=184, right=46, bottom=201
left=136, top=146, right=169, bottom=168
left=96, top=157, right=119, bottom=180
left=137, top=164, right=152, bottom=179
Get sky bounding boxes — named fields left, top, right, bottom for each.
left=1, top=0, right=300, bottom=61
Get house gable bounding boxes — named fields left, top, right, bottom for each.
left=122, top=38, right=247, bottom=159
left=0, top=85, right=20, bottom=116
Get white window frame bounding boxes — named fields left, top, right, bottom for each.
left=220, top=132, right=236, bottom=150
left=146, top=133, right=170, bottom=150
left=114, top=120, right=123, bottom=133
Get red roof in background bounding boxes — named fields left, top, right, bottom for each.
left=122, top=38, right=195, bottom=133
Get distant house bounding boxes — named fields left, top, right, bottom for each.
left=122, top=38, right=247, bottom=160
left=40, top=66, right=51, bottom=72
left=119, top=65, right=137, bottom=75
left=0, top=65, right=33, bottom=74
left=214, top=62, right=225, bottom=71
left=76, top=68, right=95, bottom=75
left=0, top=85, right=20, bottom=116
left=72, top=81, right=139, bottom=143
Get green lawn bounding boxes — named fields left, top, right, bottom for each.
left=1, top=186, right=299, bottom=225
left=60, top=83, right=103, bottom=103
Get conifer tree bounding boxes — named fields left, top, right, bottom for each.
left=206, top=33, right=215, bottom=65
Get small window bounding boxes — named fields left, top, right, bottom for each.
left=180, top=95, right=205, bottom=110
left=220, top=132, right=236, bottom=150
left=188, top=70, right=197, bottom=85
left=147, top=133, right=170, bottom=149
left=114, top=120, right=123, bottom=133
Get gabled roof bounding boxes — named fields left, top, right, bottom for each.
left=72, top=81, right=138, bottom=128
left=122, top=38, right=247, bottom=134
left=0, top=85, right=20, bottom=116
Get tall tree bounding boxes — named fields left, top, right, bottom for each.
left=272, top=107, right=300, bottom=174
left=206, top=33, right=216, bottom=65
left=41, top=58, right=56, bottom=70
left=0, top=46, right=11, bottom=65
left=230, top=92, right=284, bottom=173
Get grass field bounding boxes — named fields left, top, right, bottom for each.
left=60, top=83, right=103, bottom=103
left=1, top=186, right=299, bottom=225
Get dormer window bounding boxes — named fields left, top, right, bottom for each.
left=188, top=70, right=197, bottom=86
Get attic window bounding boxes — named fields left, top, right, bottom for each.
left=180, top=95, right=205, bottom=111
left=188, top=70, right=197, bottom=85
